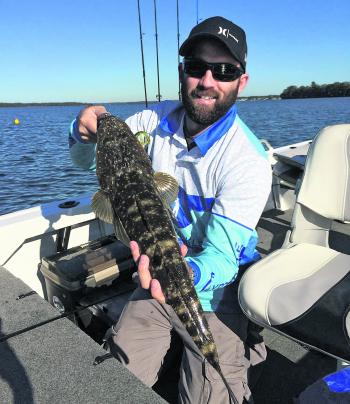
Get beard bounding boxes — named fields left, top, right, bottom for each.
left=181, top=80, right=239, bottom=126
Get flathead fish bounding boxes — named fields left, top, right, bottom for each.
left=93, top=114, right=237, bottom=403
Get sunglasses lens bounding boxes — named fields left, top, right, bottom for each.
left=184, top=60, right=207, bottom=78
left=184, top=59, right=243, bottom=82
left=214, top=64, right=242, bottom=82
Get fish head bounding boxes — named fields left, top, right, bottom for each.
left=96, top=115, right=134, bottom=194
left=96, top=115, right=155, bottom=197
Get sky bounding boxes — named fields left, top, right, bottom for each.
left=1, top=0, right=349, bottom=103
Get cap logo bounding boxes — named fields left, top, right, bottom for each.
left=218, top=26, right=239, bottom=43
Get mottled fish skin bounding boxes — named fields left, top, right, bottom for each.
left=96, top=115, right=221, bottom=372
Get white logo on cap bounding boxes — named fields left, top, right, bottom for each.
left=218, top=26, right=239, bottom=43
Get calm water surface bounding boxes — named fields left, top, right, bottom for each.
left=0, top=98, right=349, bottom=215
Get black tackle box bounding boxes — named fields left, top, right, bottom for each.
left=40, top=235, right=137, bottom=315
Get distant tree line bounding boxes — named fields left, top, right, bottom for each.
left=280, top=81, right=350, bottom=99
left=0, top=102, right=86, bottom=108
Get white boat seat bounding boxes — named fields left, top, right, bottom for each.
left=239, top=124, right=350, bottom=362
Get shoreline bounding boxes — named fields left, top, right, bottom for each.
left=0, top=96, right=280, bottom=108
left=2, top=95, right=350, bottom=108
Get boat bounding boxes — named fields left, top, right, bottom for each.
left=1, top=125, right=349, bottom=403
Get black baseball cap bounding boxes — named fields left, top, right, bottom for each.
left=179, top=16, right=247, bottom=72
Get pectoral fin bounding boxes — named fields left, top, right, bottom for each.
left=92, top=190, right=114, bottom=224
left=154, top=172, right=179, bottom=207
left=91, top=190, right=130, bottom=246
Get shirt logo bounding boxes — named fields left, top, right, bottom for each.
left=218, top=26, right=239, bottom=43
left=172, top=198, right=180, bottom=217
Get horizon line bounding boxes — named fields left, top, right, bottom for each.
left=0, top=95, right=281, bottom=106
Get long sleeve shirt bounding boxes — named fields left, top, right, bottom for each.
left=69, top=101, right=272, bottom=312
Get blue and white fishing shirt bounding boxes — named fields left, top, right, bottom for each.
left=69, top=101, right=272, bottom=312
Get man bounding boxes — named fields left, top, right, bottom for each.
left=69, top=16, right=272, bottom=403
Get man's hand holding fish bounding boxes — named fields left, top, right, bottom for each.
left=130, top=240, right=188, bottom=305
left=76, top=105, right=108, bottom=143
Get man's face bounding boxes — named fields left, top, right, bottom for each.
left=181, top=38, right=248, bottom=128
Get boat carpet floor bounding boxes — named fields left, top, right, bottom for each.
left=0, top=266, right=166, bottom=404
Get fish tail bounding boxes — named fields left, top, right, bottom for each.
left=213, top=365, right=239, bottom=404
left=173, top=272, right=239, bottom=403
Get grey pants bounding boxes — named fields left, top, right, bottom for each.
left=109, top=287, right=265, bottom=404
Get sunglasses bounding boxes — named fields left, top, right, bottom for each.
left=183, top=58, right=244, bottom=82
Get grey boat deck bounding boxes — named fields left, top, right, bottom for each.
left=0, top=266, right=166, bottom=404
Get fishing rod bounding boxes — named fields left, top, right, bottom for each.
left=153, top=0, right=161, bottom=102
left=176, top=0, right=181, bottom=100
left=137, top=0, right=148, bottom=108
left=196, top=0, right=199, bottom=24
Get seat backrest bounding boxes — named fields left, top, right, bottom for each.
left=287, top=124, right=350, bottom=246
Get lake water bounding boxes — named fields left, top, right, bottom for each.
left=1, top=97, right=349, bottom=216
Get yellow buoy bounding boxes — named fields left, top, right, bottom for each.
left=13, top=118, right=20, bottom=125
